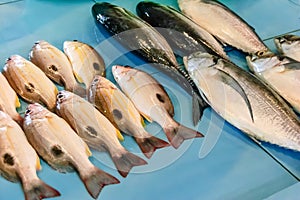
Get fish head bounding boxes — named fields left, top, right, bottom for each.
left=31, top=40, right=49, bottom=51
left=112, top=65, right=137, bottom=83
left=56, top=90, right=73, bottom=107
left=183, top=52, right=218, bottom=74
left=24, top=103, right=49, bottom=122
left=274, top=35, right=300, bottom=53
left=63, top=40, right=80, bottom=52
left=4, top=55, right=25, bottom=71
left=246, top=51, right=279, bottom=73
left=92, top=2, right=122, bottom=23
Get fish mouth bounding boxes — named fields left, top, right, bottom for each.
left=25, top=103, right=42, bottom=117
left=56, top=91, right=69, bottom=104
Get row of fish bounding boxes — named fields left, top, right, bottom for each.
left=92, top=1, right=300, bottom=152
left=0, top=39, right=203, bottom=198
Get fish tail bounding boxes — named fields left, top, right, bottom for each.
left=24, top=179, right=60, bottom=200
left=164, top=122, right=204, bottom=149
left=69, top=84, right=87, bottom=98
left=135, top=136, right=170, bottom=159
left=112, top=151, right=147, bottom=178
left=192, top=92, right=209, bottom=126
left=81, top=167, right=120, bottom=199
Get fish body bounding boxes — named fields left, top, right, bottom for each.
left=3, top=55, right=58, bottom=110
left=56, top=90, right=147, bottom=177
left=63, top=40, right=106, bottom=89
left=136, top=1, right=227, bottom=59
left=246, top=51, right=300, bottom=113
left=29, top=40, right=85, bottom=96
left=0, top=73, right=23, bottom=124
left=178, top=0, right=268, bottom=53
left=92, top=2, right=208, bottom=124
left=184, top=52, right=300, bottom=151
left=23, top=103, right=119, bottom=199
left=112, top=65, right=204, bottom=149
left=0, top=111, right=60, bottom=200
left=274, top=34, right=300, bottom=62
left=88, top=76, right=170, bottom=158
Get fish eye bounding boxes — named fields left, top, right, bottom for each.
left=256, top=51, right=265, bottom=57
left=93, top=78, right=99, bottom=82
left=93, top=63, right=100, bottom=70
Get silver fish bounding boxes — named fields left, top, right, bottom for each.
left=88, top=76, right=170, bottom=158
left=184, top=51, right=300, bottom=151
left=56, top=90, right=147, bottom=177
left=0, top=111, right=60, bottom=200
left=23, top=103, right=119, bottom=199
left=246, top=51, right=300, bottom=113
left=178, top=0, right=268, bottom=53
left=63, top=40, right=106, bottom=89
left=112, top=65, right=204, bottom=149
left=0, top=72, right=23, bottom=124
left=29, top=40, right=85, bottom=96
left=3, top=55, right=58, bottom=111
left=274, top=34, right=300, bottom=62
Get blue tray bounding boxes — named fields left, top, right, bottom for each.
left=0, top=0, right=299, bottom=199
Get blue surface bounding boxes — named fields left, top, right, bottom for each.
left=0, top=0, right=300, bottom=199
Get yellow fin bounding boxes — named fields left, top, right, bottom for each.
left=85, top=144, right=92, bottom=157
left=73, top=71, right=84, bottom=84
left=116, top=129, right=124, bottom=141
left=36, top=156, right=42, bottom=171
left=141, top=113, right=152, bottom=123
left=141, top=118, right=146, bottom=127
left=15, top=96, right=21, bottom=108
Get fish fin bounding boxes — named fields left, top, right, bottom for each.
left=216, top=68, right=254, bottom=122
left=36, top=156, right=42, bottom=171
left=24, top=179, right=60, bottom=200
left=140, top=113, right=153, bottom=123
left=111, top=151, right=147, bottom=177
left=15, top=96, right=21, bottom=108
left=135, top=136, right=170, bottom=159
left=116, top=129, right=124, bottom=141
left=85, top=143, right=92, bottom=157
left=283, top=61, right=300, bottom=71
left=81, top=167, right=119, bottom=199
left=141, top=118, right=146, bottom=127
left=73, top=71, right=84, bottom=84
left=164, top=123, right=204, bottom=149
left=192, top=92, right=209, bottom=125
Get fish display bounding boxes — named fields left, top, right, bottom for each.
left=112, top=65, right=204, bottom=149
left=136, top=1, right=227, bottom=59
left=88, top=75, right=170, bottom=158
left=3, top=55, right=58, bottom=111
left=246, top=51, right=300, bottom=113
left=23, top=103, right=119, bottom=199
left=29, top=40, right=85, bottom=96
left=63, top=40, right=106, bottom=89
left=184, top=51, right=300, bottom=151
left=274, top=34, right=300, bottom=62
left=0, top=73, right=23, bottom=124
left=178, top=0, right=268, bottom=54
left=92, top=2, right=208, bottom=125
left=56, top=90, right=147, bottom=177
left=0, top=111, right=60, bottom=200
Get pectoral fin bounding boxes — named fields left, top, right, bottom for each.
left=116, top=129, right=124, bottom=141
left=216, top=69, right=254, bottom=122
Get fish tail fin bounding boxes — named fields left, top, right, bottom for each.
left=192, top=93, right=208, bottom=126
left=70, top=84, right=87, bottom=98
left=135, top=135, right=170, bottom=159
left=164, top=122, right=204, bottom=149
left=82, top=167, right=120, bottom=199
left=24, top=179, right=60, bottom=200
left=112, top=151, right=147, bottom=178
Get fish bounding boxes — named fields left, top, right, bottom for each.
left=29, top=40, right=86, bottom=97
left=178, top=0, right=268, bottom=54
left=184, top=51, right=300, bottom=152
left=92, top=2, right=209, bottom=125
left=0, top=111, right=60, bottom=200
left=112, top=65, right=204, bottom=149
left=88, top=75, right=170, bottom=158
left=63, top=40, right=106, bottom=89
left=246, top=51, right=300, bottom=113
left=274, top=34, right=300, bottom=62
left=0, top=72, right=23, bottom=124
left=136, top=1, right=227, bottom=59
left=23, top=103, right=119, bottom=199
left=3, top=55, right=58, bottom=111
left=56, top=90, right=147, bottom=177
